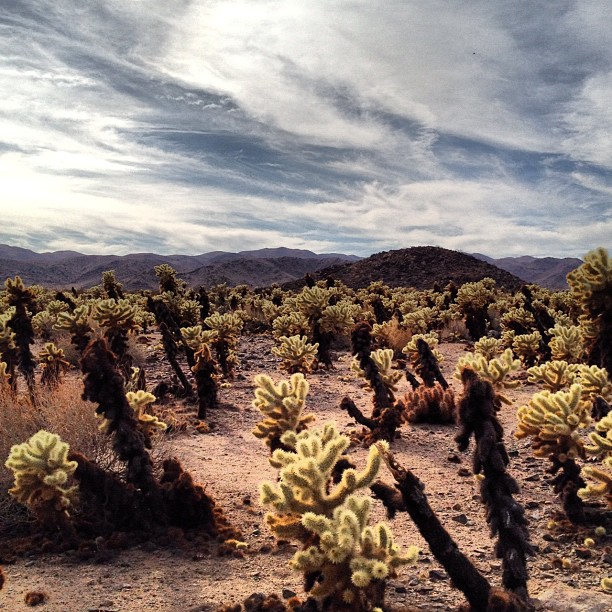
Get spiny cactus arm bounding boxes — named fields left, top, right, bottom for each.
left=583, top=413, right=612, bottom=456
left=576, top=364, right=612, bottom=402
left=375, top=443, right=493, bottom=611
left=323, top=442, right=385, bottom=510
left=578, top=457, right=612, bottom=507
left=527, top=361, right=580, bottom=392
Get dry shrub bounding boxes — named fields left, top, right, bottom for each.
left=441, top=319, right=470, bottom=342
left=0, top=376, right=170, bottom=534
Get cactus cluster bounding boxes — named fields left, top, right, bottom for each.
left=260, top=423, right=417, bottom=609
left=271, top=335, right=319, bottom=374
left=5, top=430, right=78, bottom=525
left=252, top=373, right=314, bottom=450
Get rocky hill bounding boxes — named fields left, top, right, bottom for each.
left=285, top=246, right=525, bottom=291
left=471, top=253, right=582, bottom=290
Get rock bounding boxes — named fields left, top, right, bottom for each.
left=447, top=453, right=461, bottom=463
left=534, top=585, right=611, bottom=611
left=451, top=513, right=469, bottom=525
left=282, top=588, right=297, bottom=599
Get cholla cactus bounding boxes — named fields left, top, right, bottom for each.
left=403, top=384, right=456, bottom=424
left=455, top=278, right=496, bottom=339
left=127, top=390, right=167, bottom=439
left=527, top=361, right=581, bottom=392
left=548, top=324, right=584, bottom=362
left=295, top=286, right=333, bottom=320
left=272, top=311, right=310, bottom=339
left=32, top=310, right=56, bottom=340
left=579, top=413, right=612, bottom=507
left=352, top=348, right=402, bottom=395
left=0, top=361, right=10, bottom=387
left=272, top=335, right=319, bottom=373
left=38, top=342, right=70, bottom=387
left=500, top=307, right=535, bottom=335
left=515, top=384, right=589, bottom=460
left=5, top=430, right=78, bottom=525
left=154, top=263, right=183, bottom=294
left=92, top=298, right=137, bottom=330
left=403, top=307, right=437, bottom=334
left=260, top=424, right=417, bottom=609
left=180, top=325, right=216, bottom=351
left=54, top=304, right=93, bottom=353
left=252, top=373, right=314, bottom=449
left=474, top=336, right=502, bottom=360
left=203, top=311, right=243, bottom=378
left=512, top=331, right=542, bottom=366
left=567, top=247, right=611, bottom=373
left=319, top=301, right=359, bottom=335
left=576, top=364, right=612, bottom=403
left=454, top=348, right=521, bottom=404
left=402, top=332, right=443, bottom=366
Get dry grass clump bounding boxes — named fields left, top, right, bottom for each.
left=0, top=376, right=169, bottom=534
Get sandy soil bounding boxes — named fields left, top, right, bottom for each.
left=0, top=335, right=610, bottom=611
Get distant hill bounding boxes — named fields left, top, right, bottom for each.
left=283, top=246, right=524, bottom=291
left=0, top=245, right=360, bottom=290
left=471, top=253, right=582, bottom=289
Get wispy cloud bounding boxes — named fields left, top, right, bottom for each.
left=0, top=0, right=610, bottom=258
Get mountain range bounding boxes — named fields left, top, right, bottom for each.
left=0, top=244, right=580, bottom=291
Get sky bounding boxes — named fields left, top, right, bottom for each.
left=1, top=1, right=611, bottom=259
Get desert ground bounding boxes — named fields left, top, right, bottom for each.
left=0, top=334, right=610, bottom=611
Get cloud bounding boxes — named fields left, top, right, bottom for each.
left=0, top=1, right=611, bottom=260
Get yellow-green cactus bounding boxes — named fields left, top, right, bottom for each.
left=272, top=311, right=310, bottom=339
left=512, top=331, right=542, bottom=364
left=454, top=348, right=520, bottom=404
left=294, top=496, right=418, bottom=601
left=38, top=342, right=70, bottom=386
left=527, top=361, right=581, bottom=392
left=575, top=364, right=612, bottom=403
left=455, top=278, right=496, bottom=310
left=402, top=332, right=443, bottom=365
left=271, top=335, right=319, bottom=374
left=180, top=325, right=217, bottom=351
left=578, top=456, right=612, bottom=508
left=54, top=304, right=92, bottom=336
left=500, top=307, right=535, bottom=331
left=92, top=298, right=137, bottom=330
left=515, top=384, right=590, bottom=460
left=473, top=336, right=502, bottom=360
left=5, top=430, right=78, bottom=517
left=548, top=324, right=584, bottom=363
left=0, top=361, right=9, bottom=386
left=296, top=286, right=333, bottom=320
left=403, top=307, right=437, bottom=334
left=567, top=247, right=611, bottom=313
left=351, top=348, right=403, bottom=394
left=203, top=311, right=243, bottom=337
left=127, top=390, right=167, bottom=436
left=0, top=313, right=16, bottom=353
left=319, top=301, right=359, bottom=335
left=583, top=413, right=612, bottom=458
left=601, top=577, right=612, bottom=592
left=260, top=423, right=417, bottom=607
left=31, top=310, right=56, bottom=339
left=252, top=373, right=314, bottom=448
left=260, top=423, right=383, bottom=519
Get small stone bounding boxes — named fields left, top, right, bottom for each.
left=394, top=585, right=408, bottom=594
left=447, top=453, right=461, bottom=463
left=428, top=569, right=448, bottom=581
left=524, top=473, right=540, bottom=482
left=525, top=500, right=540, bottom=509
left=452, top=503, right=462, bottom=511
left=458, top=468, right=471, bottom=477
left=282, top=588, right=297, bottom=599
left=574, top=547, right=592, bottom=559
left=451, top=514, right=469, bottom=525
